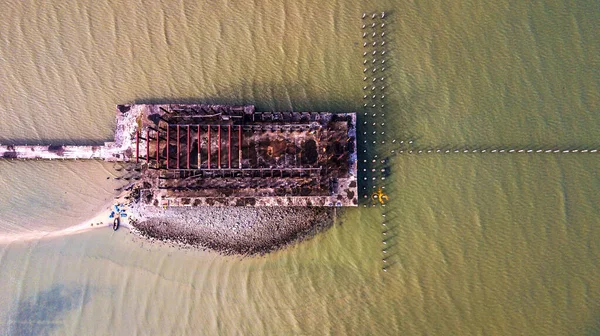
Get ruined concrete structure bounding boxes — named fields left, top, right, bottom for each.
left=1, top=104, right=358, bottom=207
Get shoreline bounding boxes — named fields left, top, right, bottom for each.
left=0, top=187, right=338, bottom=256
left=0, top=192, right=131, bottom=245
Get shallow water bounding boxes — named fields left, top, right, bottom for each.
left=0, top=0, right=599, bottom=334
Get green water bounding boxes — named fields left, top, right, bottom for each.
left=0, top=0, right=599, bottom=334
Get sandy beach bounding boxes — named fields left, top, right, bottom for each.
left=0, top=184, right=335, bottom=257
left=0, top=192, right=131, bottom=245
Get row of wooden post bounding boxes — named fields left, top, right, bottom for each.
left=136, top=125, right=242, bottom=170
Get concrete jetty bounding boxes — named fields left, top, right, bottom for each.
left=0, top=144, right=125, bottom=161
left=0, top=105, right=139, bottom=162
left=2, top=104, right=358, bottom=207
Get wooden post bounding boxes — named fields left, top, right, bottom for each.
left=146, top=129, right=150, bottom=164
left=228, top=125, right=231, bottom=169
left=166, top=126, right=170, bottom=169
left=238, top=125, right=242, bottom=168
left=299, top=139, right=302, bottom=166
left=218, top=125, right=221, bottom=169
left=197, top=125, right=201, bottom=169
left=156, top=129, right=160, bottom=168
left=208, top=126, right=211, bottom=168
left=187, top=125, right=190, bottom=169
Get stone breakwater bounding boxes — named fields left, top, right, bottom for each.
left=128, top=201, right=335, bottom=255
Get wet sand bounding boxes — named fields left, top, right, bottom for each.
left=0, top=192, right=131, bottom=245
left=1, top=182, right=335, bottom=257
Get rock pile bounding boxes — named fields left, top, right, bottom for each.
left=128, top=203, right=335, bottom=255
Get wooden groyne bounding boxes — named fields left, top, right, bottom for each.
left=361, top=11, right=391, bottom=274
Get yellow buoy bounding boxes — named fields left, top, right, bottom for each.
left=372, top=188, right=389, bottom=204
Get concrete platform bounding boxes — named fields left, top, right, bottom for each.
left=1, top=103, right=358, bottom=207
